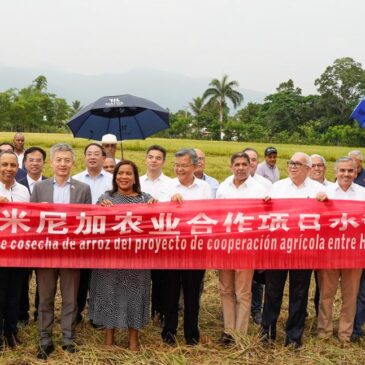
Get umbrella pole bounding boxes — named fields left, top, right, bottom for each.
left=118, top=114, right=124, bottom=159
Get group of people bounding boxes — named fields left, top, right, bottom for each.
left=0, top=131, right=365, bottom=359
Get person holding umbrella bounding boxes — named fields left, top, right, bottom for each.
left=101, top=134, right=120, bottom=163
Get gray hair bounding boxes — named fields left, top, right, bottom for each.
left=292, top=152, right=312, bottom=168
left=335, top=156, right=356, bottom=170
left=50, top=143, right=75, bottom=161
left=243, top=147, right=259, bottom=158
left=310, top=154, right=326, bottom=166
left=175, top=148, right=198, bottom=165
left=348, top=150, right=363, bottom=161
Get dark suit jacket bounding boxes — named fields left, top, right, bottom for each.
left=15, top=168, right=27, bottom=182
left=30, top=177, right=92, bottom=204
left=18, top=175, right=47, bottom=194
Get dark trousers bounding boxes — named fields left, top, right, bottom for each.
left=77, top=269, right=91, bottom=320
left=262, top=269, right=312, bottom=342
left=0, top=268, right=27, bottom=336
left=18, top=269, right=40, bottom=322
left=353, top=270, right=365, bottom=336
left=151, top=269, right=167, bottom=318
left=18, top=270, right=31, bottom=322
left=162, top=269, right=205, bottom=342
left=251, top=280, right=264, bottom=314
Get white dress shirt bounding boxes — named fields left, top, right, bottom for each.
left=253, top=173, right=272, bottom=190
left=170, top=177, right=213, bottom=200
left=73, top=169, right=113, bottom=204
left=140, top=172, right=173, bottom=202
left=223, top=174, right=271, bottom=191
left=0, top=181, right=30, bottom=202
left=217, top=175, right=268, bottom=199
left=270, top=177, right=324, bottom=198
left=325, top=181, right=365, bottom=201
left=26, top=175, right=43, bottom=194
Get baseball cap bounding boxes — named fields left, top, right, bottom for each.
left=264, top=147, right=277, bottom=156
left=101, top=134, right=117, bottom=144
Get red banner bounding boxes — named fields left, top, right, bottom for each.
left=0, top=199, right=365, bottom=269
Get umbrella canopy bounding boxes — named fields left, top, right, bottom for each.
left=67, top=94, right=169, bottom=141
left=351, top=97, right=365, bottom=128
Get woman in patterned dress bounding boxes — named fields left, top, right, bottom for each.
left=89, top=160, right=156, bottom=350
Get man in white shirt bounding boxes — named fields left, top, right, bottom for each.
left=73, top=143, right=113, bottom=324
left=0, top=143, right=27, bottom=181
left=261, top=152, right=325, bottom=349
left=194, top=149, right=219, bottom=197
left=17, top=147, right=47, bottom=326
left=243, top=148, right=272, bottom=191
left=257, top=146, right=280, bottom=183
left=0, top=151, right=30, bottom=348
left=13, top=132, right=25, bottom=168
left=242, top=148, right=272, bottom=325
left=161, top=148, right=212, bottom=346
left=309, top=154, right=334, bottom=187
left=140, top=145, right=173, bottom=202
left=140, top=145, right=172, bottom=326
left=216, top=152, right=268, bottom=345
left=18, top=147, right=47, bottom=194
left=317, top=157, right=365, bottom=342
left=308, top=154, right=334, bottom=317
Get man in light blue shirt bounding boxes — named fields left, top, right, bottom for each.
left=73, top=143, right=113, bottom=325
left=194, top=148, right=219, bottom=197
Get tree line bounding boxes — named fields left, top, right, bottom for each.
left=1, top=57, right=365, bottom=146
left=158, top=57, right=365, bottom=146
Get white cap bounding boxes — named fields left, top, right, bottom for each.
left=101, top=134, right=117, bottom=144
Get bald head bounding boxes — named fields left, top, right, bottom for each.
left=194, top=148, right=206, bottom=179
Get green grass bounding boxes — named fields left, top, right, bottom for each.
left=0, top=132, right=363, bottom=364
left=0, top=132, right=356, bottom=181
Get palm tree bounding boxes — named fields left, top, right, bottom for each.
left=189, top=96, right=205, bottom=117
left=203, top=75, right=243, bottom=139
left=71, top=100, right=82, bottom=114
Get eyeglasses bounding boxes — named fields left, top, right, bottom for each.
left=311, top=163, right=325, bottom=169
left=102, top=144, right=116, bottom=148
left=287, top=160, right=306, bottom=168
left=174, top=163, right=193, bottom=169
left=197, top=157, right=205, bottom=161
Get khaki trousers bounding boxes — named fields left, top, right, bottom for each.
left=317, top=269, right=362, bottom=341
left=219, top=269, right=254, bottom=334
left=37, top=268, right=80, bottom=346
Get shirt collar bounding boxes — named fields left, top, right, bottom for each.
left=0, top=180, right=17, bottom=190
left=334, top=181, right=355, bottom=192
left=176, top=176, right=198, bottom=188
left=53, top=177, right=71, bottom=186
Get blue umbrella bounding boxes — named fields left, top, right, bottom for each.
left=67, top=94, right=169, bottom=154
left=351, top=97, right=365, bottom=128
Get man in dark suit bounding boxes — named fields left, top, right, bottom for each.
left=31, top=143, right=92, bottom=360
left=17, top=147, right=47, bottom=326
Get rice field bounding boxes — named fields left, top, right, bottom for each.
left=0, top=132, right=363, bottom=364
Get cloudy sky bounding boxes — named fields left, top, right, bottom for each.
left=1, top=0, right=364, bottom=94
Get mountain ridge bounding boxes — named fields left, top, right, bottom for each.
left=0, top=66, right=268, bottom=112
